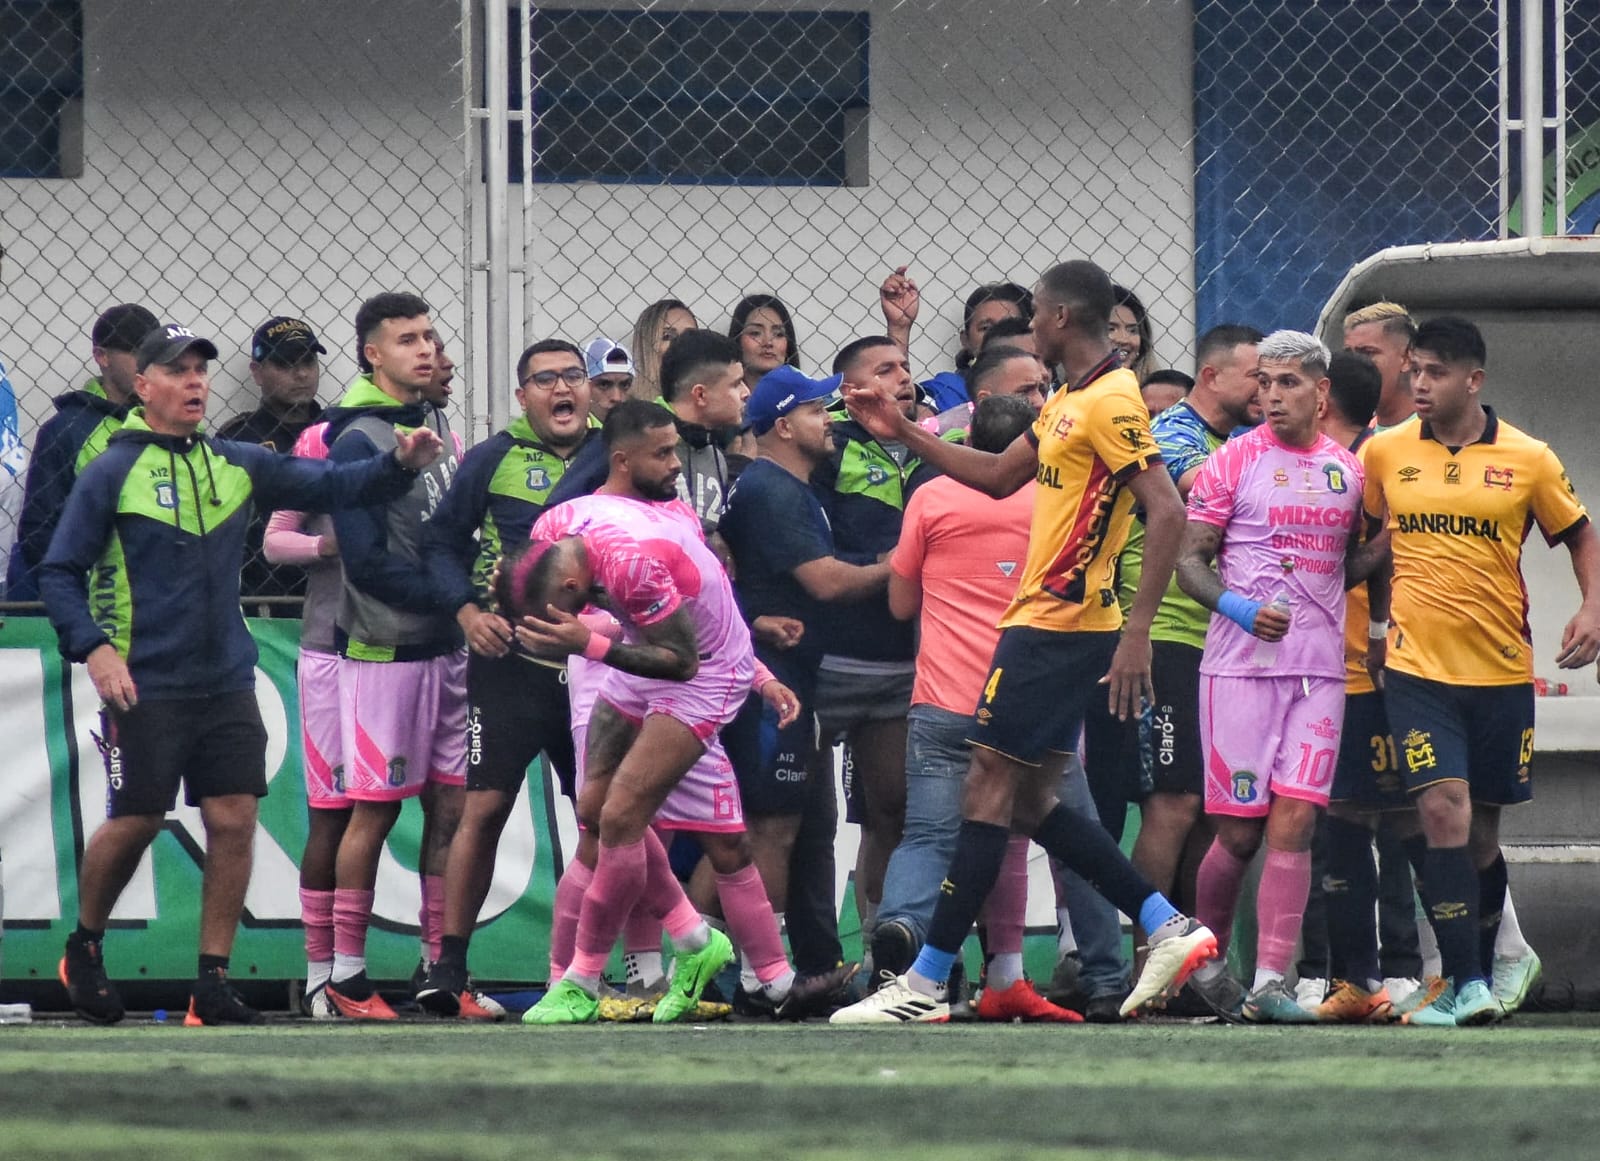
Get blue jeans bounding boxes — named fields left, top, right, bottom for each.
left=878, top=705, right=1128, bottom=997
left=1054, top=759, right=1131, bottom=998
left=879, top=705, right=968, bottom=936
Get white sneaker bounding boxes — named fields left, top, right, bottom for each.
left=1491, top=949, right=1543, bottom=1014
left=303, top=982, right=339, bottom=1020
left=1120, top=920, right=1218, bottom=1018
left=829, top=974, right=949, bottom=1024
left=1383, top=976, right=1421, bottom=1010
left=1294, top=976, right=1327, bottom=1011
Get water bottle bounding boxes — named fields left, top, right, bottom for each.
left=1252, top=590, right=1294, bottom=668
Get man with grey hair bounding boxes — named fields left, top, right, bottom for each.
left=1173, top=330, right=1384, bottom=1022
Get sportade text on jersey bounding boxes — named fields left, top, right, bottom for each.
left=37, top=409, right=417, bottom=699
left=1362, top=407, right=1589, bottom=685
left=1188, top=424, right=1365, bottom=679
left=999, top=355, right=1160, bottom=634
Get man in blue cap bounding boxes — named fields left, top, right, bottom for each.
left=719, top=364, right=890, bottom=995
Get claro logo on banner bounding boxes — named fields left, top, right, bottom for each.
left=0, top=619, right=565, bottom=982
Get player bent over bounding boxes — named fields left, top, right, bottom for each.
left=506, top=490, right=755, bottom=1024
left=1174, top=332, right=1378, bottom=1022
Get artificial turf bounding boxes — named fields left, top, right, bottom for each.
left=3, top=1016, right=1600, bottom=1160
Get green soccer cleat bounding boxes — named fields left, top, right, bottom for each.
left=522, top=978, right=599, bottom=1025
left=652, top=929, right=734, bottom=1024
left=1453, top=979, right=1503, bottom=1026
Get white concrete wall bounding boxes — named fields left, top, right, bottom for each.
left=0, top=0, right=465, bottom=433
left=1466, top=312, right=1600, bottom=688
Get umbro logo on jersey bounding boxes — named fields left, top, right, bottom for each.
left=1397, top=466, right=1421, bottom=483
left=997, top=561, right=1017, bottom=577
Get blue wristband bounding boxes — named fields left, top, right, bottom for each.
left=1217, top=590, right=1262, bottom=633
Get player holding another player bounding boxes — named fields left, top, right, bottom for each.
left=1363, top=316, right=1600, bottom=1026
left=1173, top=332, right=1381, bottom=1022
left=503, top=479, right=757, bottom=1025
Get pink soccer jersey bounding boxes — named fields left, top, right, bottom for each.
left=1186, top=425, right=1364, bottom=679
left=532, top=493, right=754, bottom=682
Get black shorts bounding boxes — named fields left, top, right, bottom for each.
left=1330, top=690, right=1410, bottom=810
left=727, top=682, right=818, bottom=817
left=1381, top=670, right=1535, bottom=806
left=1148, top=640, right=1203, bottom=796
left=95, top=691, right=267, bottom=818
left=465, top=652, right=576, bottom=798
left=968, top=627, right=1118, bottom=767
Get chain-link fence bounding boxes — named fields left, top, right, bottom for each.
left=5, top=0, right=1598, bottom=605
left=1, top=0, right=466, bottom=604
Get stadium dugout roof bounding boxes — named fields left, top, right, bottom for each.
left=1316, top=236, right=1600, bottom=337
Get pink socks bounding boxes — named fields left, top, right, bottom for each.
left=1255, top=848, right=1312, bottom=980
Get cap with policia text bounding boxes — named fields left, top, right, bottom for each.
left=252, top=316, right=328, bottom=364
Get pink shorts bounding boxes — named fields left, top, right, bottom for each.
left=298, top=650, right=346, bottom=809
left=572, top=716, right=746, bottom=834
left=1200, top=673, right=1345, bottom=818
left=339, top=650, right=469, bottom=802
left=595, top=664, right=749, bottom=745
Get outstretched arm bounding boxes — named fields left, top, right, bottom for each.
left=844, top=377, right=1037, bottom=497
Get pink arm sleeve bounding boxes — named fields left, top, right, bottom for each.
left=751, top=659, right=776, bottom=691
left=263, top=508, right=324, bottom=565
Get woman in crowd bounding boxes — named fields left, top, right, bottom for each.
left=1110, top=284, right=1158, bottom=383
left=630, top=298, right=699, bottom=401
left=728, top=293, right=802, bottom=386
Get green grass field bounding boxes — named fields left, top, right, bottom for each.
left=6, top=1016, right=1600, bottom=1160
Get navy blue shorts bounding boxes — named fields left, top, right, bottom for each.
left=1330, top=690, right=1410, bottom=810
left=95, top=692, right=267, bottom=818
left=1149, top=641, right=1203, bottom=796
left=967, top=627, right=1118, bottom=767
left=1381, top=671, right=1535, bottom=805
left=465, top=651, right=576, bottom=798
left=728, top=655, right=818, bottom=816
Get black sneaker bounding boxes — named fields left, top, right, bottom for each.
left=59, top=933, right=124, bottom=1025
left=1084, top=992, right=1126, bottom=1024
left=409, top=958, right=428, bottom=996
left=869, top=920, right=917, bottom=988
left=776, top=962, right=861, bottom=1021
left=732, top=985, right=778, bottom=1019
left=416, top=958, right=467, bottom=1017
left=186, top=972, right=264, bottom=1026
